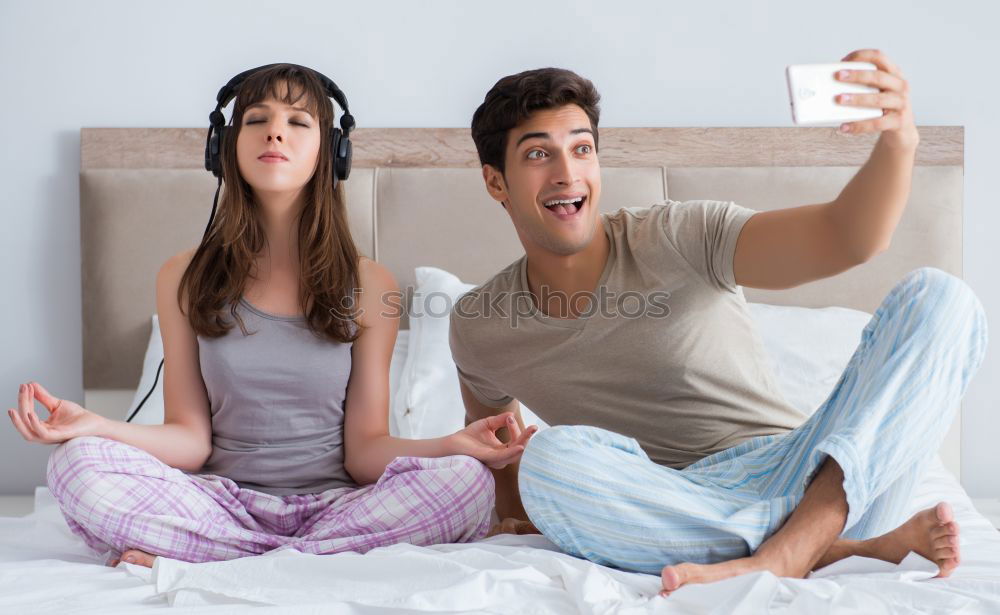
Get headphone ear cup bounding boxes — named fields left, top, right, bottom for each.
left=331, top=127, right=353, bottom=182
left=205, top=132, right=218, bottom=175
left=207, top=126, right=228, bottom=178
left=204, top=135, right=214, bottom=174
left=338, top=137, right=352, bottom=181
left=330, top=127, right=351, bottom=181
left=329, top=127, right=341, bottom=188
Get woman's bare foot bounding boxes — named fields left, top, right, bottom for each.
left=486, top=518, right=541, bottom=537
left=861, top=502, right=960, bottom=578
left=109, top=548, right=157, bottom=568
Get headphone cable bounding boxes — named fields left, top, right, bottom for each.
left=126, top=177, right=221, bottom=423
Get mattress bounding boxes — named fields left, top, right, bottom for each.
left=1, top=456, right=998, bottom=614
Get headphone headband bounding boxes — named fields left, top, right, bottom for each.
left=211, top=63, right=355, bottom=136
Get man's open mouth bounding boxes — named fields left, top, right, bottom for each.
left=543, top=196, right=586, bottom=217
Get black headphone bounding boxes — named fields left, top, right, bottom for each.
left=127, top=64, right=355, bottom=424
left=203, top=63, right=355, bottom=188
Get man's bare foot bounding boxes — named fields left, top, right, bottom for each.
left=661, top=457, right=849, bottom=597
left=659, top=502, right=961, bottom=596
left=108, top=548, right=156, bottom=568
left=861, top=502, right=960, bottom=578
left=659, top=548, right=803, bottom=597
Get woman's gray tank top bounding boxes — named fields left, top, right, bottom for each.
left=196, top=298, right=357, bottom=495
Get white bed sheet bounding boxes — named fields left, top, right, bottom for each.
left=1, top=457, right=998, bottom=614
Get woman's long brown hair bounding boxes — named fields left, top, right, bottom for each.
left=179, top=64, right=362, bottom=343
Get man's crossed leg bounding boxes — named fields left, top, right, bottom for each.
left=518, top=268, right=986, bottom=594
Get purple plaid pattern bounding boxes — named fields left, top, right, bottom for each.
left=46, top=436, right=494, bottom=563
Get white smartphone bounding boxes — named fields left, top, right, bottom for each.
left=786, top=62, right=883, bottom=126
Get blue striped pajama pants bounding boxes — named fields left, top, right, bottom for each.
left=518, top=267, right=988, bottom=575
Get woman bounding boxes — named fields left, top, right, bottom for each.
left=8, top=64, right=536, bottom=567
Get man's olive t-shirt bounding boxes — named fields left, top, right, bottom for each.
left=448, top=200, right=806, bottom=469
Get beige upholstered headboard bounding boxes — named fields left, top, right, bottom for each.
left=79, top=126, right=964, bottom=471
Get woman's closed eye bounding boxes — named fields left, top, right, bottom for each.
left=244, top=118, right=311, bottom=127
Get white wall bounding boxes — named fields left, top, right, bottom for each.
left=1, top=0, right=997, bottom=496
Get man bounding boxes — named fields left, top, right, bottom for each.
left=449, top=49, right=986, bottom=595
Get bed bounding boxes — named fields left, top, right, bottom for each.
left=1, top=125, right=998, bottom=613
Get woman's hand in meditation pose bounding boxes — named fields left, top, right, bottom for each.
left=448, top=411, right=537, bottom=469
left=8, top=382, right=105, bottom=444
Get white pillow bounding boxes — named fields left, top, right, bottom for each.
left=127, top=316, right=413, bottom=436
left=394, top=267, right=549, bottom=439
left=746, top=303, right=871, bottom=414
left=395, top=267, right=873, bottom=437
left=126, top=315, right=165, bottom=424
left=392, top=267, right=473, bottom=438
left=387, top=330, right=410, bottom=437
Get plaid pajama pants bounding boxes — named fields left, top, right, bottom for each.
left=46, top=439, right=494, bottom=564
left=519, top=267, right=988, bottom=574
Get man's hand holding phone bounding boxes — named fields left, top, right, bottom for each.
left=788, top=49, right=917, bottom=149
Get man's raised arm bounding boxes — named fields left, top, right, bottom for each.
left=733, top=49, right=920, bottom=291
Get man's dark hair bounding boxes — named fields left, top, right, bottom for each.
left=471, top=68, right=601, bottom=175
